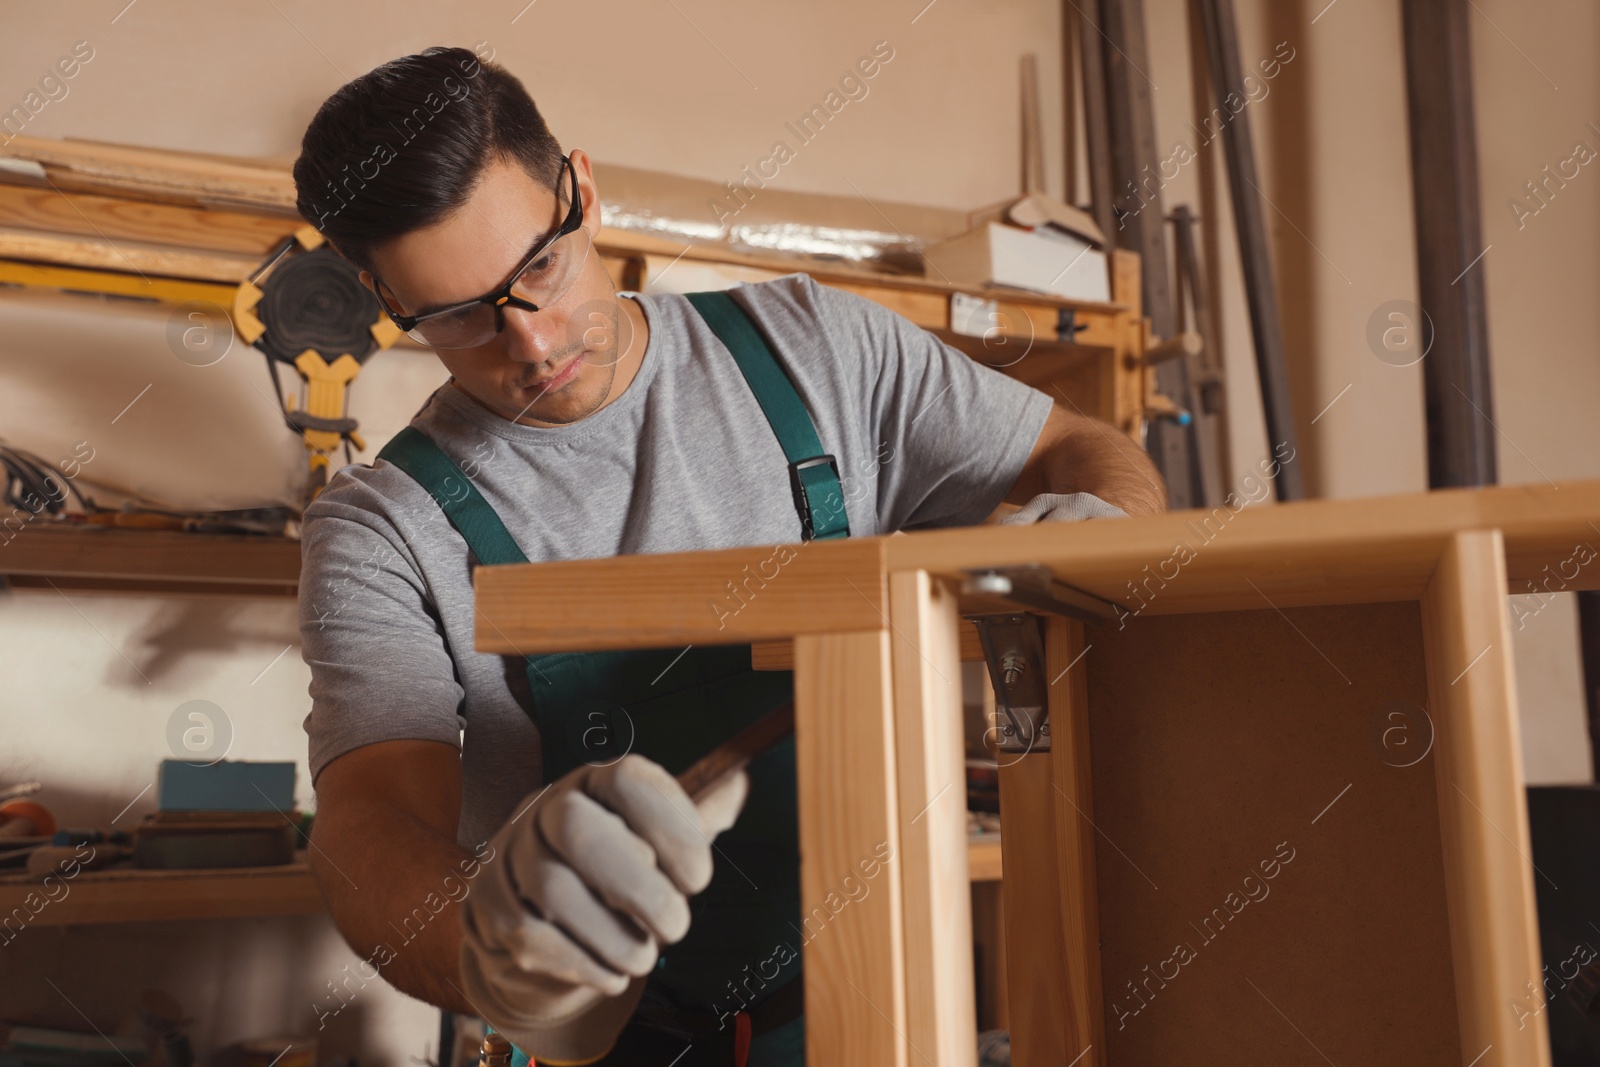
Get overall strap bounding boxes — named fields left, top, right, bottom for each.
left=377, top=426, right=527, bottom=566
left=684, top=289, right=851, bottom=542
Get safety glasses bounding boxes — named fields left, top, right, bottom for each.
left=373, top=156, right=591, bottom=350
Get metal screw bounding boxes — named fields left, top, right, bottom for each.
left=1000, top=653, right=1026, bottom=689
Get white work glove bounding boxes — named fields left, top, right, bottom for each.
left=998, top=491, right=1127, bottom=525
left=460, top=754, right=750, bottom=1064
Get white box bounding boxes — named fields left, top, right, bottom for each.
left=923, top=222, right=1110, bottom=303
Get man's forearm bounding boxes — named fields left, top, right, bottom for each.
left=310, top=798, right=485, bottom=1015
left=1046, top=414, right=1168, bottom=515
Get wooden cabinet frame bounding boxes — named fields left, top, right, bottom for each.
left=474, top=481, right=1600, bottom=1065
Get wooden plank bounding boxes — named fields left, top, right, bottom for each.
left=1422, top=530, right=1550, bottom=1065
left=5, top=575, right=297, bottom=598
left=475, top=538, right=887, bottom=653
left=0, top=183, right=294, bottom=256
left=1088, top=602, right=1460, bottom=1063
left=0, top=861, right=324, bottom=927
left=998, top=752, right=1076, bottom=1065
left=792, top=629, right=908, bottom=1067
left=885, top=479, right=1600, bottom=615
left=0, top=524, right=302, bottom=587
left=0, top=226, right=260, bottom=282
left=995, top=618, right=1105, bottom=1066
left=1, top=134, right=297, bottom=210
left=598, top=224, right=1131, bottom=317
left=754, top=619, right=985, bottom=670
left=887, top=571, right=976, bottom=1066
left=1045, top=616, right=1106, bottom=1063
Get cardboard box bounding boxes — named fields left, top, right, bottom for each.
left=923, top=221, right=1111, bottom=303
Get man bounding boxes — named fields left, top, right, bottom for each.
left=295, top=45, right=1164, bottom=1067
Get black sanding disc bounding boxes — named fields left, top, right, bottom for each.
left=254, top=247, right=380, bottom=366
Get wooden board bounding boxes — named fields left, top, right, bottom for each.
left=0, top=861, right=323, bottom=927
left=475, top=481, right=1600, bottom=654
left=0, top=182, right=294, bottom=256
left=1423, top=531, right=1550, bottom=1064
left=474, top=537, right=888, bottom=653
left=887, top=571, right=976, bottom=1066
left=1084, top=602, right=1461, bottom=1063
left=793, top=629, right=907, bottom=1066
left=1, top=524, right=302, bottom=589
left=997, top=618, right=1105, bottom=1067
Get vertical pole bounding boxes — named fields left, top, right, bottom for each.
left=1401, top=0, right=1498, bottom=488
left=1099, top=0, right=1197, bottom=508
left=1192, top=0, right=1306, bottom=500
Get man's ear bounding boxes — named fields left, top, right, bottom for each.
left=569, top=148, right=602, bottom=238
left=358, top=270, right=376, bottom=294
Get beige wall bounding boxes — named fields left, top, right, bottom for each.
left=1, top=0, right=1596, bottom=1059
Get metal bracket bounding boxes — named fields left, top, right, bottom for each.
left=959, top=565, right=1113, bottom=755
left=968, top=612, right=1051, bottom=753
left=960, top=563, right=1116, bottom=622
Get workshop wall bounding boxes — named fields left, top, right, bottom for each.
left=1, top=1, right=1596, bottom=1063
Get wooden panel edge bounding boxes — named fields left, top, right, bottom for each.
left=1422, top=529, right=1550, bottom=1066
left=888, top=570, right=977, bottom=1066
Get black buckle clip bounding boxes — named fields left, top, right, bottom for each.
left=788, top=453, right=841, bottom=541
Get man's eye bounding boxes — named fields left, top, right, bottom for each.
left=434, top=306, right=477, bottom=325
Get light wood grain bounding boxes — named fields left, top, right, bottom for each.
left=888, top=571, right=977, bottom=1066
left=998, top=751, right=1077, bottom=1066
left=474, top=538, right=888, bottom=653
left=886, top=479, right=1600, bottom=615
left=0, top=225, right=261, bottom=282
left=473, top=482, right=1600, bottom=654
left=793, top=629, right=908, bottom=1067
left=0, top=182, right=294, bottom=255
left=1423, top=530, right=1551, bottom=1066
left=1045, top=617, right=1106, bottom=1064
left=2, top=134, right=297, bottom=210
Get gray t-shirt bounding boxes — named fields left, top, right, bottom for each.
left=298, top=272, right=1054, bottom=846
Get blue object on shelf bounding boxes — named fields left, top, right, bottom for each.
left=156, top=760, right=296, bottom=812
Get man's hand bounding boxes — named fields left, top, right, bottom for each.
left=461, top=754, right=749, bottom=1062
left=998, top=491, right=1128, bottom=525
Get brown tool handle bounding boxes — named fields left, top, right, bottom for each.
left=675, top=700, right=795, bottom=801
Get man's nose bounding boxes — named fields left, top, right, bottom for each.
left=501, top=305, right=573, bottom=364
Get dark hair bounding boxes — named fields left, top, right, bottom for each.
left=292, top=45, right=565, bottom=272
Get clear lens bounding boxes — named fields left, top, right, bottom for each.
left=406, top=228, right=593, bottom=350
left=510, top=228, right=592, bottom=305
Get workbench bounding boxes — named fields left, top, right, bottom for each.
left=473, top=480, right=1600, bottom=1066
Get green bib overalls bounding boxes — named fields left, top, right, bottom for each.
left=376, top=291, right=848, bottom=1067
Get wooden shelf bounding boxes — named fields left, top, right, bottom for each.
left=0, top=523, right=300, bottom=595
left=0, top=859, right=323, bottom=926
left=0, top=837, right=1002, bottom=929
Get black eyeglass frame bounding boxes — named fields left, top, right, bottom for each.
left=371, top=156, right=585, bottom=343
